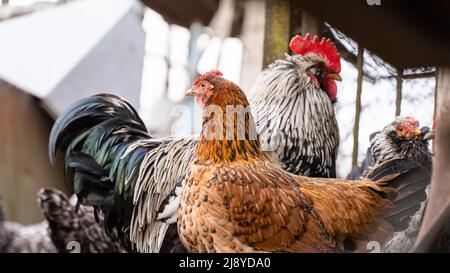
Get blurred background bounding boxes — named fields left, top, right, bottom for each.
left=0, top=0, right=441, bottom=223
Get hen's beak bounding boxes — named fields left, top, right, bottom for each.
left=413, top=127, right=422, bottom=137
left=326, top=73, right=342, bottom=81
left=185, top=88, right=197, bottom=96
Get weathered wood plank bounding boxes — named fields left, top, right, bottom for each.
left=263, top=0, right=290, bottom=68
left=414, top=67, right=450, bottom=252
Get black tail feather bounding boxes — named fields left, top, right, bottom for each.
left=49, top=94, right=153, bottom=245
left=49, top=94, right=148, bottom=165
left=367, top=158, right=431, bottom=231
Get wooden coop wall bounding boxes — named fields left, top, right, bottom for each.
left=0, top=80, right=65, bottom=224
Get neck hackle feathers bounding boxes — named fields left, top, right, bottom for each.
left=193, top=73, right=266, bottom=164
left=290, top=34, right=341, bottom=73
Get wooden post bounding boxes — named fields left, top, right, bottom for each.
left=352, top=46, right=364, bottom=167
left=239, top=0, right=265, bottom=91
left=262, top=1, right=323, bottom=68
left=289, top=0, right=302, bottom=38
left=395, top=69, right=403, bottom=116
left=300, top=10, right=321, bottom=36
left=413, top=67, right=450, bottom=252
left=263, top=0, right=290, bottom=68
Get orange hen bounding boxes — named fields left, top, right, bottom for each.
left=178, top=71, right=430, bottom=253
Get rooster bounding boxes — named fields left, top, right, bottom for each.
left=250, top=34, right=340, bottom=177
left=37, top=188, right=125, bottom=253
left=179, top=72, right=430, bottom=253
left=49, top=34, right=342, bottom=252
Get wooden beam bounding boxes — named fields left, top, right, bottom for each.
left=140, top=0, right=218, bottom=28
left=352, top=46, right=364, bottom=167
left=379, top=71, right=436, bottom=80
left=263, top=0, right=290, bottom=68
left=414, top=66, right=450, bottom=252
left=402, top=71, right=436, bottom=80
left=296, top=0, right=450, bottom=69
left=395, top=69, right=403, bottom=116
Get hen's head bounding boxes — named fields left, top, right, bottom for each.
left=290, top=34, right=342, bottom=102
left=383, top=116, right=422, bottom=140
left=371, top=116, right=434, bottom=166
left=186, top=69, right=249, bottom=108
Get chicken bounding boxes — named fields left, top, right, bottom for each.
left=179, top=71, right=430, bottom=253
left=1, top=188, right=125, bottom=253
left=344, top=117, right=434, bottom=252
left=370, top=116, right=433, bottom=169
left=0, top=197, right=56, bottom=253
left=49, top=34, right=342, bottom=252
left=250, top=34, right=340, bottom=177
left=347, top=116, right=434, bottom=180
left=37, top=188, right=126, bottom=253
left=346, top=117, right=442, bottom=250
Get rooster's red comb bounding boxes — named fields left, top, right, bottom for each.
left=290, top=34, right=341, bottom=73
left=404, top=116, right=419, bottom=127
left=193, top=69, right=223, bottom=86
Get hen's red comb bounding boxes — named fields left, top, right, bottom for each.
left=404, top=116, right=419, bottom=127
left=193, top=69, right=223, bottom=86
left=201, top=69, right=223, bottom=77
left=290, top=34, right=341, bottom=73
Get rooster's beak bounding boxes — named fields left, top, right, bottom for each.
left=326, top=73, right=342, bottom=81
left=185, top=88, right=197, bottom=96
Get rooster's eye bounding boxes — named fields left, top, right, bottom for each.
left=308, top=67, right=317, bottom=74
left=316, top=67, right=322, bottom=75
left=308, top=66, right=323, bottom=79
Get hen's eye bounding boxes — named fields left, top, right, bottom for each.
left=201, top=83, right=205, bottom=88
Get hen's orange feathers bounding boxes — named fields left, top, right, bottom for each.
left=179, top=74, right=430, bottom=253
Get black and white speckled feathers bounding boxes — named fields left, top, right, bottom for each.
left=249, top=54, right=339, bottom=177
